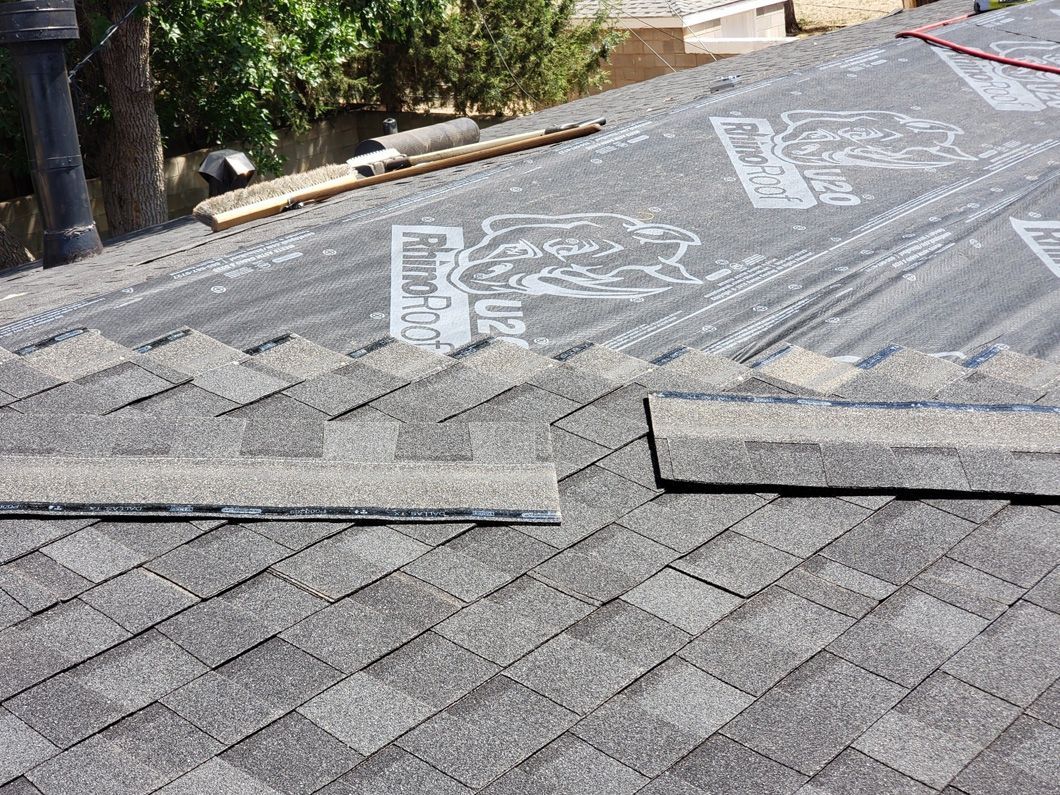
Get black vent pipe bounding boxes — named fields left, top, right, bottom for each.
left=0, top=0, right=102, bottom=268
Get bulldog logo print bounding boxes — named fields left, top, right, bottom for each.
left=391, top=214, right=701, bottom=351
left=712, top=110, right=975, bottom=209
left=934, top=41, right=1060, bottom=112
left=449, top=214, right=701, bottom=299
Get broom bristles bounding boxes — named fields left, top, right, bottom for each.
left=192, top=163, right=358, bottom=224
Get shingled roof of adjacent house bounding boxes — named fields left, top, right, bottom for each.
left=1, top=0, right=1059, bottom=793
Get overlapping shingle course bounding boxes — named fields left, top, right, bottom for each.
left=0, top=321, right=1056, bottom=794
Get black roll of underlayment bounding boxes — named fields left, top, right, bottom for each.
left=353, top=117, right=480, bottom=157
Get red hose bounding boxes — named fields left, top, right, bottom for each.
left=897, top=13, right=1060, bottom=75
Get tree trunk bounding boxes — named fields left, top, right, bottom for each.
left=93, top=0, right=167, bottom=235
left=784, top=1, right=797, bottom=35
left=0, top=223, right=33, bottom=269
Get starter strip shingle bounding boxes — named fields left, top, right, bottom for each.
left=649, top=392, right=1060, bottom=495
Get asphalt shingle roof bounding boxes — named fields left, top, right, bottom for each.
left=0, top=323, right=1057, bottom=793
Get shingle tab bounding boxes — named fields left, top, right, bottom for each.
left=435, top=576, right=592, bottom=665
left=300, top=632, right=496, bottom=754
left=911, top=556, right=1025, bottom=620
left=674, top=531, right=800, bottom=597
left=948, top=505, right=1060, bottom=588
left=280, top=573, right=460, bottom=673
left=481, top=733, right=647, bottom=795
left=0, top=518, right=95, bottom=565
left=943, top=601, right=1060, bottom=707
left=160, top=574, right=325, bottom=666
left=618, top=492, right=766, bottom=553
left=6, top=630, right=206, bottom=748
left=822, top=500, right=974, bottom=585
left=854, top=672, right=1019, bottom=788
left=0, top=708, right=57, bottom=785
left=404, top=525, right=552, bottom=601
left=622, top=567, right=743, bottom=634
left=797, top=748, right=933, bottom=795
left=221, top=712, right=361, bottom=795
left=42, top=520, right=203, bottom=584
left=828, top=586, right=988, bottom=687
left=163, top=638, right=342, bottom=744
left=0, top=602, right=130, bottom=701
left=646, top=734, right=806, bottom=795
left=507, top=601, right=689, bottom=714
left=273, top=525, right=429, bottom=600
left=574, top=658, right=752, bottom=776
left=531, top=524, right=675, bottom=603
left=951, top=716, right=1060, bottom=795
left=397, top=676, right=577, bottom=789
left=319, top=745, right=470, bottom=795
left=680, top=586, right=853, bottom=696
left=148, top=525, right=288, bottom=597
left=0, top=552, right=91, bottom=612
left=722, top=652, right=905, bottom=775
left=80, top=569, right=199, bottom=633
left=731, top=497, right=871, bottom=558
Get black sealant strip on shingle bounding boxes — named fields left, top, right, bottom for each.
left=964, top=345, right=1006, bottom=369
left=13, top=328, right=89, bottom=357
left=347, top=337, right=396, bottom=359
left=857, top=345, right=905, bottom=370
left=553, top=342, right=595, bottom=362
left=649, top=392, right=1060, bottom=495
left=132, top=329, right=193, bottom=354
left=650, top=347, right=690, bottom=367
left=0, top=456, right=561, bottom=522
left=242, top=333, right=295, bottom=355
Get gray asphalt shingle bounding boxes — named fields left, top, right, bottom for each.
left=397, top=676, right=578, bottom=789
left=573, top=657, right=752, bottom=776
left=507, top=601, right=688, bottom=714
left=722, top=652, right=906, bottom=775
left=853, top=672, right=1019, bottom=788
left=435, top=576, right=592, bottom=666
left=680, top=586, right=853, bottom=696
left=221, top=712, right=361, bottom=795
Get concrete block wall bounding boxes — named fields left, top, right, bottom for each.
left=601, top=26, right=726, bottom=90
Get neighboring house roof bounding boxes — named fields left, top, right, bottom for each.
left=575, top=0, right=758, bottom=22
left=1, top=0, right=1059, bottom=793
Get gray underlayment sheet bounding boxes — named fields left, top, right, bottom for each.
left=649, top=392, right=1060, bottom=495
left=0, top=415, right=561, bottom=521
left=2, top=4, right=1058, bottom=363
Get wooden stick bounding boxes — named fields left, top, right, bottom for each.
left=206, top=123, right=603, bottom=232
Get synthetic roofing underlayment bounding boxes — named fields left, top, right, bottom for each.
left=1, top=3, right=1059, bottom=362
left=0, top=1, right=1059, bottom=794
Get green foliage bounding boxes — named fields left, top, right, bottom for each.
left=153, top=0, right=368, bottom=173
left=0, top=0, right=621, bottom=185
left=428, top=0, right=624, bottom=115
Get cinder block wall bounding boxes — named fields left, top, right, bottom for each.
left=0, top=110, right=465, bottom=257
left=602, top=27, right=724, bottom=90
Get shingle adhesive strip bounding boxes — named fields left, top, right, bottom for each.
left=648, top=392, right=1060, bottom=495
left=0, top=415, right=560, bottom=521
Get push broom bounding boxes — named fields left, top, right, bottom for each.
left=193, top=118, right=606, bottom=232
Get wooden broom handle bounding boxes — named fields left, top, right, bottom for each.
left=209, top=123, right=603, bottom=232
